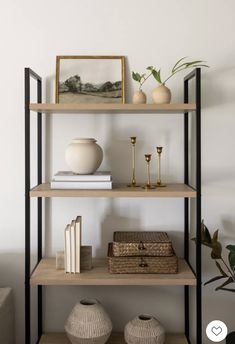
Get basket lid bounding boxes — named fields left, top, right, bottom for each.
left=113, top=231, right=171, bottom=243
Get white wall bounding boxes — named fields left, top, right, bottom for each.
left=0, top=0, right=235, bottom=343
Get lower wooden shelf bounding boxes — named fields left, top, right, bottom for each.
left=30, top=258, right=196, bottom=286
left=39, top=332, right=188, bottom=344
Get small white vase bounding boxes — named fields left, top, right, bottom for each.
left=65, top=138, right=103, bottom=174
left=65, top=298, right=112, bottom=344
left=132, top=90, right=147, bottom=104
left=152, top=84, right=171, bottom=104
left=124, top=314, right=165, bottom=344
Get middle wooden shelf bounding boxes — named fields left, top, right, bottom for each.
left=30, top=258, right=196, bottom=286
left=30, top=183, right=196, bottom=198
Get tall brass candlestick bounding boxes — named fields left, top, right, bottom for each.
left=142, top=154, right=156, bottom=189
left=127, top=136, right=140, bottom=187
left=156, top=146, right=166, bottom=187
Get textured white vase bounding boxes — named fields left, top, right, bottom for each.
left=65, top=298, right=112, bottom=344
left=124, top=314, right=165, bottom=344
left=152, top=84, right=171, bottom=104
left=132, top=90, right=147, bottom=104
left=65, top=138, right=103, bottom=174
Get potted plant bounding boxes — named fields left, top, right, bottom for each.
left=193, top=221, right=235, bottom=292
left=132, top=69, right=153, bottom=104
left=148, top=58, right=208, bottom=104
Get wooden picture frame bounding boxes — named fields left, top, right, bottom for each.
left=56, top=55, right=125, bottom=104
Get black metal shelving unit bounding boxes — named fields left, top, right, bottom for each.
left=24, top=67, right=201, bottom=344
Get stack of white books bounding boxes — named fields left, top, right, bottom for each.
left=65, top=216, right=81, bottom=273
left=51, top=171, right=112, bottom=189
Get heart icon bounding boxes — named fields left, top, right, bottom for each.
left=212, top=326, right=223, bottom=336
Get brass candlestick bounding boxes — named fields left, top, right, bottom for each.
left=156, top=146, right=166, bottom=187
left=142, top=154, right=156, bottom=189
left=127, top=136, right=140, bottom=187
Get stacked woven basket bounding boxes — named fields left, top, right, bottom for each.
left=108, top=231, right=178, bottom=274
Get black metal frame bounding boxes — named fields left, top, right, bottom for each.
left=25, top=68, right=201, bottom=344
left=184, top=68, right=202, bottom=344
left=25, top=68, right=42, bottom=344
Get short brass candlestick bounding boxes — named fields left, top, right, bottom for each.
left=127, top=136, right=140, bottom=187
left=156, top=146, right=166, bottom=187
left=142, top=154, right=156, bottom=190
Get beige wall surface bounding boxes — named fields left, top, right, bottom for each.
left=0, top=0, right=235, bottom=343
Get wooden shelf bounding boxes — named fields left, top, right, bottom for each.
left=30, top=183, right=196, bottom=198
left=29, top=103, right=196, bottom=113
left=39, top=332, right=188, bottom=344
left=30, top=258, right=196, bottom=286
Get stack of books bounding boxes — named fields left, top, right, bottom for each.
left=65, top=216, right=81, bottom=273
left=51, top=171, right=112, bottom=189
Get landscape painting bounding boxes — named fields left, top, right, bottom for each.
left=56, top=56, right=125, bottom=103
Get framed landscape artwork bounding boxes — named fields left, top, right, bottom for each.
left=56, top=56, right=125, bottom=103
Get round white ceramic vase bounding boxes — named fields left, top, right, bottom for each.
left=124, top=314, right=165, bottom=344
left=65, top=298, right=112, bottom=344
left=152, top=84, right=171, bottom=104
left=132, top=90, right=147, bottom=104
left=65, top=138, right=103, bottom=174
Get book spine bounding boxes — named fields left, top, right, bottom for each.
left=51, top=181, right=112, bottom=189
left=65, top=225, right=71, bottom=273
left=54, top=176, right=111, bottom=182
left=75, top=216, right=81, bottom=273
left=70, top=221, right=76, bottom=273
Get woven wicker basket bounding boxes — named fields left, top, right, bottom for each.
left=108, top=244, right=178, bottom=274
left=113, top=231, right=173, bottom=257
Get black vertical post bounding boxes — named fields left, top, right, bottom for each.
left=37, top=78, right=43, bottom=339
left=25, top=68, right=43, bottom=344
left=184, top=78, right=190, bottom=341
left=25, top=68, right=31, bottom=344
left=195, top=68, right=202, bottom=344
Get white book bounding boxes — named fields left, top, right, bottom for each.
left=70, top=220, right=76, bottom=273
left=53, top=171, right=112, bottom=182
left=64, top=224, right=71, bottom=273
left=75, top=216, right=82, bottom=273
left=51, top=180, right=112, bottom=190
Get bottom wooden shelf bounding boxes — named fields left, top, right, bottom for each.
left=39, top=332, right=188, bottom=344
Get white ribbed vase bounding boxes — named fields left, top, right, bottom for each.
left=65, top=298, right=112, bottom=344
left=124, top=314, right=165, bottom=344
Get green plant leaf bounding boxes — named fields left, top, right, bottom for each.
left=152, top=69, right=162, bottom=83
left=172, top=57, right=187, bottom=73
left=201, top=221, right=212, bottom=244
left=132, top=72, right=138, bottom=82
left=136, top=73, right=141, bottom=82
left=204, top=275, right=227, bottom=286
left=219, top=287, right=235, bottom=292
left=146, top=66, right=154, bottom=71
left=132, top=72, right=142, bottom=83
left=226, top=245, right=235, bottom=253
left=212, top=229, right=219, bottom=243
left=211, top=242, right=222, bottom=259
left=215, top=277, right=234, bottom=291
left=228, top=252, right=235, bottom=271
left=215, top=261, right=228, bottom=276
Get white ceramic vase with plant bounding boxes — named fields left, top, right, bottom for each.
left=148, top=58, right=208, bottom=104
left=132, top=69, right=153, bottom=104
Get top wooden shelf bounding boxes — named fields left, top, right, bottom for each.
left=29, top=103, right=196, bottom=113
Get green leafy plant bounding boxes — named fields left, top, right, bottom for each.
left=148, top=57, right=209, bottom=85
left=192, top=221, right=235, bottom=292
left=132, top=68, right=153, bottom=90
